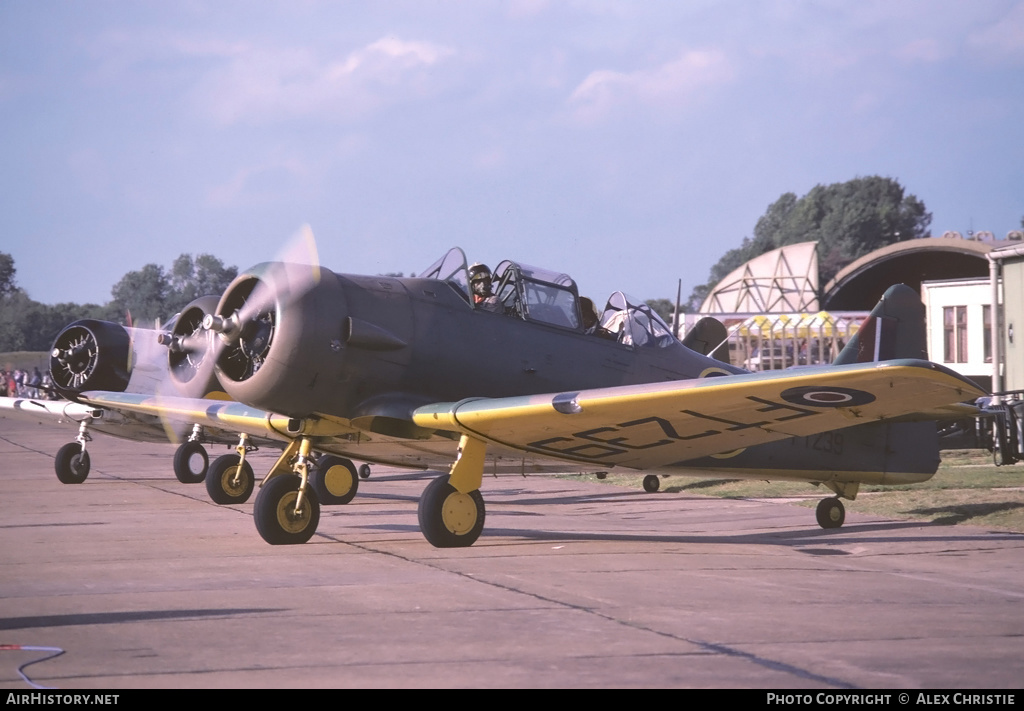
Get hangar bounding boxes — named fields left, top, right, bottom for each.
left=822, top=236, right=993, bottom=310
left=694, top=233, right=1018, bottom=377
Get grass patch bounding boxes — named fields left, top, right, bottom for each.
left=568, top=449, right=1024, bottom=533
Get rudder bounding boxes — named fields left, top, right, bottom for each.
left=833, top=284, right=926, bottom=365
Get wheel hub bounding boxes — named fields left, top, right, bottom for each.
left=275, top=491, right=311, bottom=534
left=323, top=464, right=354, bottom=497
left=222, top=467, right=247, bottom=496
left=441, top=492, right=478, bottom=535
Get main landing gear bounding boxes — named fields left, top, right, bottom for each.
left=642, top=474, right=661, bottom=493
left=249, top=448, right=362, bottom=544
left=416, top=435, right=487, bottom=548
left=255, top=473, right=320, bottom=545
left=310, top=455, right=359, bottom=505
left=248, top=433, right=490, bottom=548
left=418, top=474, right=485, bottom=548
left=253, top=437, right=320, bottom=545
left=54, top=419, right=93, bottom=484
left=173, top=425, right=210, bottom=484
left=206, top=433, right=256, bottom=504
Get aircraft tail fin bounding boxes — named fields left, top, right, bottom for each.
left=681, top=316, right=731, bottom=364
left=833, top=284, right=927, bottom=365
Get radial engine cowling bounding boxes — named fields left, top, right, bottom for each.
left=163, top=295, right=224, bottom=399
left=208, top=262, right=348, bottom=417
left=49, top=319, right=132, bottom=397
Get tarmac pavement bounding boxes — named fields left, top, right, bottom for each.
left=1, top=416, right=1022, bottom=689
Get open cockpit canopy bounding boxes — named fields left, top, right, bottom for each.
left=598, top=292, right=676, bottom=348
left=418, top=248, right=676, bottom=348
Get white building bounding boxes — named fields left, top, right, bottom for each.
left=921, top=277, right=993, bottom=392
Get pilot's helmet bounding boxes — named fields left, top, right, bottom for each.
left=468, top=263, right=492, bottom=297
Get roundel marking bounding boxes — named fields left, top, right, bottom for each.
left=780, top=386, right=876, bottom=408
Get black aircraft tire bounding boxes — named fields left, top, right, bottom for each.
left=358, top=463, right=371, bottom=479
left=643, top=474, right=660, bottom=493
left=173, top=441, right=209, bottom=484
left=816, top=497, right=846, bottom=529
left=311, top=456, right=359, bottom=505
left=417, top=474, right=485, bottom=548
left=206, top=454, right=255, bottom=505
left=55, top=442, right=90, bottom=484
left=254, top=474, right=320, bottom=545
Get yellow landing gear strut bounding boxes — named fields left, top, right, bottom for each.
left=418, top=435, right=487, bottom=548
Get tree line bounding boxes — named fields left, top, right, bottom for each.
left=3, top=175, right=1012, bottom=350
left=0, top=253, right=237, bottom=352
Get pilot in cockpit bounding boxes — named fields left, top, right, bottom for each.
left=469, top=263, right=503, bottom=313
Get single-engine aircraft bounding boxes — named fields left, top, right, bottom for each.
left=23, top=246, right=984, bottom=547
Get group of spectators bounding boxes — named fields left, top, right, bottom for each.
left=1, top=366, right=55, bottom=399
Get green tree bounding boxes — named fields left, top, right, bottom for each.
left=644, top=298, right=675, bottom=323
left=109, top=254, right=237, bottom=325
left=0, top=252, right=15, bottom=297
left=0, top=290, right=31, bottom=351
left=110, top=264, right=170, bottom=325
left=166, top=254, right=237, bottom=314
left=687, top=176, right=931, bottom=308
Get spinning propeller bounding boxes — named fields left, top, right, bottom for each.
left=162, top=224, right=322, bottom=391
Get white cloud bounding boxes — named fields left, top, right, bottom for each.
left=567, top=49, right=734, bottom=121
left=967, top=2, right=1024, bottom=61
left=192, top=36, right=456, bottom=126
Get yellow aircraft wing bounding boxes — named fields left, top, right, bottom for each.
left=78, top=359, right=983, bottom=473
left=78, top=391, right=362, bottom=443
left=412, top=359, right=985, bottom=470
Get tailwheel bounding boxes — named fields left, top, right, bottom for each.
left=206, top=454, right=255, bottom=504
left=311, top=456, right=359, bottom=505
left=55, top=442, right=90, bottom=484
left=418, top=474, right=485, bottom=548
left=173, top=441, right=209, bottom=484
left=643, top=474, right=660, bottom=493
left=816, top=497, right=846, bottom=529
left=358, top=463, right=371, bottom=479
left=254, top=474, right=320, bottom=545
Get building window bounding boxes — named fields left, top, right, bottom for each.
left=984, top=304, right=992, bottom=363
left=944, top=306, right=968, bottom=363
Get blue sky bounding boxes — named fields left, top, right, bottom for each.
left=2, top=1, right=1022, bottom=309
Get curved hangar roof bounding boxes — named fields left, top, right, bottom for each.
left=821, top=237, right=992, bottom=311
